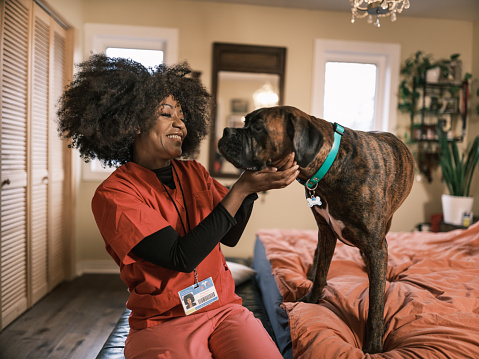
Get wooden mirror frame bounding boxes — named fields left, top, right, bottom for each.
left=208, top=42, right=287, bottom=178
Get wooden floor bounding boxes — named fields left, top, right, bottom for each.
left=0, top=274, right=129, bottom=359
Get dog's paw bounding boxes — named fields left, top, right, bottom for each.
left=363, top=345, right=383, bottom=354
left=363, top=338, right=383, bottom=354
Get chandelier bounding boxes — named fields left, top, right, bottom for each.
left=253, top=83, right=279, bottom=109
left=350, top=0, right=410, bottom=27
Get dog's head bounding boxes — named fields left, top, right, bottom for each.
left=218, top=106, right=324, bottom=171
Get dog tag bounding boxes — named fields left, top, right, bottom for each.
left=307, top=195, right=322, bottom=207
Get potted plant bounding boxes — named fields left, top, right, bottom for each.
left=399, top=51, right=462, bottom=114
left=437, top=128, right=479, bottom=225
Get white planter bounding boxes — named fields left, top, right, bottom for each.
left=441, top=194, right=474, bottom=226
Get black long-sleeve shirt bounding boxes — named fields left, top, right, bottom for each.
left=131, top=165, right=257, bottom=272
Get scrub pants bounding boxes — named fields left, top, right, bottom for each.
left=124, top=303, right=283, bottom=359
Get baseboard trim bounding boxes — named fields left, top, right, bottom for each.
left=76, top=260, right=119, bottom=276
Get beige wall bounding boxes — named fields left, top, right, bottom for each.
left=47, top=0, right=479, bottom=269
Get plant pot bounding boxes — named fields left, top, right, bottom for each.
left=441, top=194, right=474, bottom=226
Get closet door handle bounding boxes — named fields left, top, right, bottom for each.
left=42, top=176, right=48, bottom=184
left=1, top=179, right=11, bottom=187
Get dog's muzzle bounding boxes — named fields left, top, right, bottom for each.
left=218, top=128, right=265, bottom=171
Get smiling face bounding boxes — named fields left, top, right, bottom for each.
left=133, top=95, right=186, bottom=169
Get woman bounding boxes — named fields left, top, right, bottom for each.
left=58, top=54, right=298, bottom=358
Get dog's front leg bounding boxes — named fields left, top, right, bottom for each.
left=361, top=238, right=388, bottom=354
left=307, top=245, right=318, bottom=281
left=299, top=222, right=336, bottom=304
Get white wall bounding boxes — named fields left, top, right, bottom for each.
left=47, top=0, right=479, bottom=272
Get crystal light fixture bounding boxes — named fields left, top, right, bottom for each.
left=350, top=0, right=410, bottom=27
left=253, top=83, right=279, bottom=109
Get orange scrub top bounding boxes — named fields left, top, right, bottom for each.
left=92, top=160, right=241, bottom=330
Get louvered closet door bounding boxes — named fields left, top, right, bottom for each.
left=0, top=0, right=31, bottom=329
left=1, top=0, right=70, bottom=329
left=29, top=3, right=50, bottom=305
left=47, top=20, right=66, bottom=290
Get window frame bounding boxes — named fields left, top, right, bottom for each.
left=311, top=39, right=400, bottom=133
left=81, top=23, right=178, bottom=181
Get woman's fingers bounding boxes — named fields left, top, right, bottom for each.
left=265, top=165, right=299, bottom=188
left=271, top=152, right=295, bottom=171
left=249, top=164, right=299, bottom=191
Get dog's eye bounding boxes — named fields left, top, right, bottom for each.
left=250, top=122, right=263, bottom=132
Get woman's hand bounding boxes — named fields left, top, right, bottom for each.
left=234, top=153, right=299, bottom=195
left=220, top=153, right=299, bottom=216
left=271, top=152, right=296, bottom=171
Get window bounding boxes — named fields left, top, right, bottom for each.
left=82, top=24, right=178, bottom=181
left=311, top=39, right=400, bottom=132
left=324, top=62, right=377, bottom=132
left=105, top=47, right=164, bottom=68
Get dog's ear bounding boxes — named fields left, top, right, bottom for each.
left=287, top=113, right=323, bottom=167
left=244, top=108, right=262, bottom=126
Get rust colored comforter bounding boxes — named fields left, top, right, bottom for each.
left=256, top=222, right=479, bottom=358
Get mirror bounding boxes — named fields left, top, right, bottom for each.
left=208, top=43, right=287, bottom=178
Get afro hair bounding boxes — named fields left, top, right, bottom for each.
left=57, top=54, right=211, bottom=167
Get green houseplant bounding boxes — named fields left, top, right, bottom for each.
left=437, top=128, right=479, bottom=225
left=399, top=51, right=462, bottom=114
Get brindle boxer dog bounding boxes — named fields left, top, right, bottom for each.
left=218, top=106, right=414, bottom=354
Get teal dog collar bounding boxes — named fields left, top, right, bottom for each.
left=305, top=123, right=344, bottom=189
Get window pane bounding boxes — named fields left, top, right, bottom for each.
left=105, top=47, right=164, bottom=68
left=323, top=62, right=377, bottom=131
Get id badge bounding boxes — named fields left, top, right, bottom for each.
left=178, top=277, right=218, bottom=315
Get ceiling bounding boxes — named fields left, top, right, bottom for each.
left=196, top=0, right=479, bottom=22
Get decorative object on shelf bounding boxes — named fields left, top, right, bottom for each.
left=350, top=0, right=410, bottom=27
left=426, top=67, right=441, bottom=83
left=437, top=128, right=479, bottom=226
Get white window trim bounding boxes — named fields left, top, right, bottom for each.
left=84, top=23, right=178, bottom=65
left=311, top=39, right=400, bottom=133
left=81, top=24, right=178, bottom=181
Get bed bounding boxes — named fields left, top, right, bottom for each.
left=253, top=222, right=479, bottom=358
left=98, top=223, right=479, bottom=358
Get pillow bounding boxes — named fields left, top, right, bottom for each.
left=226, top=261, right=256, bottom=286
